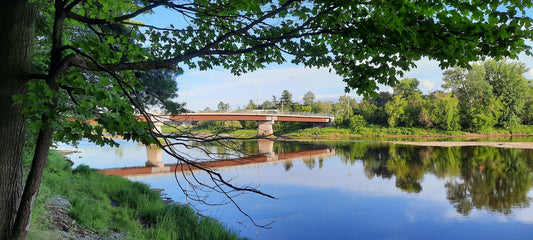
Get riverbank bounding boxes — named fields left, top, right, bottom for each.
left=27, top=150, right=240, bottom=240
left=162, top=125, right=533, bottom=140
left=383, top=141, right=533, bottom=149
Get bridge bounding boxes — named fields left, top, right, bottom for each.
left=151, top=111, right=334, bottom=136
left=98, top=139, right=335, bottom=177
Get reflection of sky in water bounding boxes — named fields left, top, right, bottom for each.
left=130, top=157, right=533, bottom=240
left=54, top=139, right=207, bottom=168
left=59, top=140, right=533, bottom=239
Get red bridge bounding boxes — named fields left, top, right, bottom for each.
left=152, top=111, right=334, bottom=136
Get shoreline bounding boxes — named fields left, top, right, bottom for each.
left=382, top=141, right=533, bottom=149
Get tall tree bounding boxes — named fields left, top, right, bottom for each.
left=337, top=94, right=357, bottom=117
left=303, top=90, right=316, bottom=108
left=2, top=1, right=533, bottom=239
left=246, top=100, right=257, bottom=110
left=393, top=78, right=423, bottom=127
left=217, top=101, right=230, bottom=112
left=443, top=59, right=529, bottom=130
left=426, top=92, right=461, bottom=131
left=385, top=95, right=408, bottom=127
left=442, top=64, right=492, bottom=123
left=484, top=59, right=530, bottom=127
left=280, top=90, right=293, bottom=107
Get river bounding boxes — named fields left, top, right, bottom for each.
left=57, top=139, right=533, bottom=239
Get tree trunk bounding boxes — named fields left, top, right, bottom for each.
left=13, top=123, right=54, bottom=240
left=0, top=0, right=35, bottom=239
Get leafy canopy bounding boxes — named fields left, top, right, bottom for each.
left=24, top=0, right=533, bottom=144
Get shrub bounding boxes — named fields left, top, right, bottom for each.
left=349, top=115, right=367, bottom=133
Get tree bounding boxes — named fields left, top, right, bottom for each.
left=443, top=59, right=529, bottom=130
left=260, top=100, right=274, bottom=110
left=135, top=70, right=183, bottom=114
left=393, top=78, right=421, bottom=97
left=217, top=101, right=230, bottom=112
left=484, top=59, right=529, bottom=127
left=385, top=95, right=408, bottom=127
left=280, top=90, right=293, bottom=108
left=349, top=115, right=367, bottom=133
left=337, top=94, right=357, bottom=117
left=2, top=1, right=533, bottom=239
left=303, top=90, right=315, bottom=111
left=522, top=81, right=533, bottom=125
left=393, top=78, right=423, bottom=127
left=442, top=64, right=493, bottom=127
left=316, top=100, right=333, bottom=114
left=246, top=100, right=257, bottom=110
left=426, top=92, right=461, bottom=131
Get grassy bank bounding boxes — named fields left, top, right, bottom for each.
left=27, top=150, right=240, bottom=240
left=162, top=123, right=533, bottom=139
left=286, top=125, right=533, bottom=138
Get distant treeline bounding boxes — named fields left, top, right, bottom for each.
left=208, top=59, right=531, bottom=133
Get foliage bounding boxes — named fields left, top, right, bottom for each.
left=280, top=90, right=293, bottom=107
left=217, top=101, right=230, bottom=112
left=484, top=59, right=530, bottom=127
left=424, top=92, right=461, bottom=131
left=443, top=59, right=530, bottom=131
left=303, top=91, right=315, bottom=107
left=3, top=0, right=533, bottom=238
left=33, top=151, right=240, bottom=239
left=385, top=94, right=408, bottom=127
left=332, top=141, right=533, bottom=208
left=349, top=115, right=367, bottom=133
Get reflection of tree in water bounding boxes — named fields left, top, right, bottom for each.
left=333, top=142, right=533, bottom=215
left=114, top=147, right=124, bottom=157
left=386, top=144, right=425, bottom=193
left=303, top=158, right=316, bottom=170
left=335, top=142, right=393, bottom=180
left=283, top=161, right=293, bottom=171
left=445, top=147, right=533, bottom=215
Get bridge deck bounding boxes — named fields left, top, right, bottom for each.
left=165, top=113, right=333, bottom=123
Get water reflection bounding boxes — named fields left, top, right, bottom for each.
left=333, top=142, right=533, bottom=216
left=65, top=139, right=533, bottom=239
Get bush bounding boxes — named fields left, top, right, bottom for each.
left=349, top=115, right=367, bottom=133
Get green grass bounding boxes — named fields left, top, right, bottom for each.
left=162, top=122, right=533, bottom=140
left=228, top=129, right=256, bottom=135
left=282, top=125, right=467, bottom=138
left=28, top=150, right=240, bottom=240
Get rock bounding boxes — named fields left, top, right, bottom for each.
left=47, top=195, right=72, bottom=211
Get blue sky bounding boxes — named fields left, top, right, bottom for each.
left=137, top=6, right=533, bottom=112
left=175, top=55, right=533, bottom=111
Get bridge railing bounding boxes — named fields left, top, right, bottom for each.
left=191, top=109, right=334, bottom=118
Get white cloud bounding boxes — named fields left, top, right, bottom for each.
left=422, top=79, right=436, bottom=90
left=178, top=66, right=348, bottom=111
left=529, top=68, right=533, bottom=78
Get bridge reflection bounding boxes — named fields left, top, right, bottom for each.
left=98, top=140, right=335, bottom=177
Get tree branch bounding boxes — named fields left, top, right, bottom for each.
left=66, top=1, right=165, bottom=24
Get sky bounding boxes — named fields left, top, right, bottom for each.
left=175, top=54, right=533, bottom=112
left=137, top=5, right=533, bottom=112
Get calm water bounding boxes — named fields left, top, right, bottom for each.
left=57, top=139, right=533, bottom=239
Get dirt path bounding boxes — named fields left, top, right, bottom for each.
left=384, top=141, right=533, bottom=149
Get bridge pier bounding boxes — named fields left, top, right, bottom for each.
left=257, top=120, right=274, bottom=136
left=146, top=144, right=167, bottom=170
left=257, top=139, right=277, bottom=161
